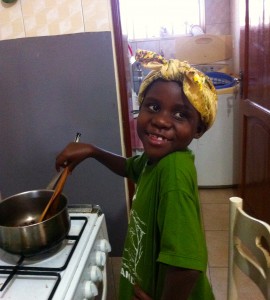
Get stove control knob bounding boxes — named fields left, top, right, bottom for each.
left=84, top=280, right=98, bottom=299
left=92, top=251, right=106, bottom=267
left=89, top=265, right=103, bottom=283
left=95, top=239, right=112, bottom=253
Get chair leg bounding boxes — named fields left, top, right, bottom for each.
left=227, top=197, right=243, bottom=300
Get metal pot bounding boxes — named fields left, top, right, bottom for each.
left=0, top=189, right=70, bottom=256
left=0, top=133, right=81, bottom=257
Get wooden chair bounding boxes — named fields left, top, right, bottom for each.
left=228, top=196, right=270, bottom=299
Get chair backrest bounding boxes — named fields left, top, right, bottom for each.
left=228, top=196, right=270, bottom=300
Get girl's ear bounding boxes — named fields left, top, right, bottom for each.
left=194, top=122, right=206, bottom=139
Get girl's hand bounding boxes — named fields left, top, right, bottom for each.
left=133, top=284, right=153, bottom=300
left=55, top=142, right=93, bottom=172
left=55, top=142, right=127, bottom=177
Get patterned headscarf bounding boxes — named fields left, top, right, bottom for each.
left=135, top=49, right=218, bottom=130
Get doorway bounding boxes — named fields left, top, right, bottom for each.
left=110, top=0, right=236, bottom=204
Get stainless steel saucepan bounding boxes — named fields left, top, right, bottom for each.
left=0, top=132, right=81, bottom=256
left=0, top=190, right=70, bottom=256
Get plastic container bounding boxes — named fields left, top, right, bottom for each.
left=206, top=72, right=236, bottom=89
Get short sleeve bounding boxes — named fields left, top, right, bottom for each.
left=155, top=152, right=207, bottom=271
left=157, top=189, right=207, bottom=271
left=126, top=153, right=148, bottom=182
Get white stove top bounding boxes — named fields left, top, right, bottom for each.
left=0, top=207, right=111, bottom=300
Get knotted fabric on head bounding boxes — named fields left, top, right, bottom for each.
left=135, top=49, right=218, bottom=130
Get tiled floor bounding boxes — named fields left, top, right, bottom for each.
left=107, top=188, right=265, bottom=299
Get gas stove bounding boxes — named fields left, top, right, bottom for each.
left=0, top=205, right=111, bottom=300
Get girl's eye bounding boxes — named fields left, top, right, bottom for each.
left=174, top=111, right=187, bottom=120
left=148, top=104, right=160, bottom=112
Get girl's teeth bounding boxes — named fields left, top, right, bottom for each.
left=149, top=134, right=165, bottom=141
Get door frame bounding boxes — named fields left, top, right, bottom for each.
left=110, top=0, right=134, bottom=206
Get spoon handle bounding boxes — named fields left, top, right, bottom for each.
left=38, top=166, right=70, bottom=222
left=46, top=132, right=81, bottom=190
left=39, top=132, right=81, bottom=222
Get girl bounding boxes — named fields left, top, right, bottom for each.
left=55, top=50, right=217, bottom=299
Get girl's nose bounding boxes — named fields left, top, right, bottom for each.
left=151, top=112, right=172, bottom=129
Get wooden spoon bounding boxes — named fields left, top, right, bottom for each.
left=38, top=167, right=70, bottom=222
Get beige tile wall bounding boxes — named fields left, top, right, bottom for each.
left=205, top=0, right=231, bottom=35
left=0, top=0, right=112, bottom=41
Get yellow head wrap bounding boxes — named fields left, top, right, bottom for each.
left=135, top=49, right=218, bottom=130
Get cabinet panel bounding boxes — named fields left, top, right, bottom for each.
left=242, top=100, right=270, bottom=222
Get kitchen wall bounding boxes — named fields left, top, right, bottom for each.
left=0, top=0, right=238, bottom=70
left=230, top=0, right=241, bottom=74
left=205, top=0, right=232, bottom=35
left=0, top=0, right=111, bottom=39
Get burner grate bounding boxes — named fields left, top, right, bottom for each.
left=0, top=216, right=87, bottom=299
left=0, top=270, right=61, bottom=300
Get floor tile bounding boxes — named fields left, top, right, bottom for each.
left=199, top=188, right=238, bottom=204
left=202, top=203, right=229, bottom=230
left=205, top=230, right=228, bottom=267
left=209, top=267, right=228, bottom=300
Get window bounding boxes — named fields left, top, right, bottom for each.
left=120, top=0, right=205, bottom=40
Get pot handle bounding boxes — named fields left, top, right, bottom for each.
left=46, top=132, right=81, bottom=190
left=46, top=171, right=64, bottom=190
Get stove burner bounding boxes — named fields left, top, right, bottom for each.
left=0, top=216, right=88, bottom=299
left=0, top=240, right=69, bottom=265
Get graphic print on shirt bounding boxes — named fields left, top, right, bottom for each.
left=121, top=209, right=146, bottom=284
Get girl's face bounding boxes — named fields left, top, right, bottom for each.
left=137, top=80, right=205, bottom=164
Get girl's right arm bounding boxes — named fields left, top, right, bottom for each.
left=55, top=142, right=127, bottom=177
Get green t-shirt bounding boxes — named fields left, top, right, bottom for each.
left=118, top=150, right=215, bottom=299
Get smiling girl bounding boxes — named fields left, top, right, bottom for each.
left=55, top=50, right=217, bottom=300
